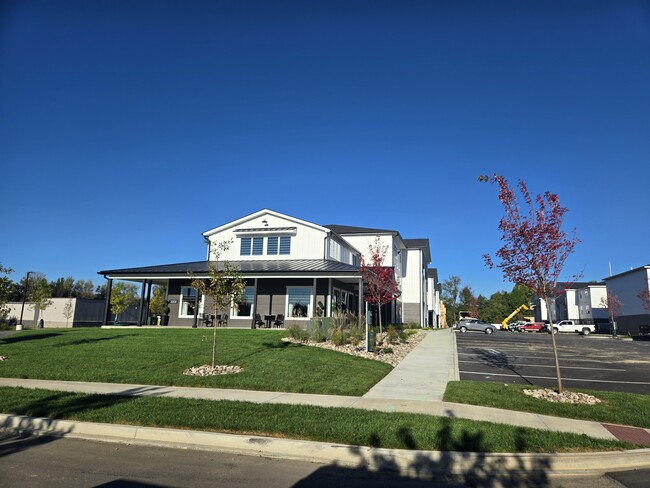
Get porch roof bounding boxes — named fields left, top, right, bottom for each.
left=99, top=259, right=361, bottom=279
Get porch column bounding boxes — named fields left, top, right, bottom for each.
left=192, top=287, right=200, bottom=328
left=327, top=278, right=332, bottom=317
left=103, top=279, right=113, bottom=325
left=252, top=278, right=258, bottom=329
left=358, top=277, right=363, bottom=327
left=312, top=278, right=317, bottom=318
left=138, top=281, right=146, bottom=326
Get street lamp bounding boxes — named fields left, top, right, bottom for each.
left=18, top=271, right=32, bottom=329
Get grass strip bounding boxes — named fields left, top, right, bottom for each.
left=444, top=381, right=650, bottom=429
left=0, top=329, right=391, bottom=396
left=0, top=386, right=638, bottom=453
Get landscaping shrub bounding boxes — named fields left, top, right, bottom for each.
left=386, top=325, right=400, bottom=345
left=330, top=329, right=347, bottom=346
left=286, top=323, right=308, bottom=342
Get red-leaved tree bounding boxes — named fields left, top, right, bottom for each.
left=360, top=237, right=401, bottom=334
left=481, top=174, right=580, bottom=393
left=637, top=289, right=650, bottom=312
left=600, top=291, right=623, bottom=337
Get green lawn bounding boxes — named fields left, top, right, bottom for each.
left=0, top=386, right=638, bottom=453
left=0, top=328, right=391, bottom=396
left=444, top=381, right=650, bottom=429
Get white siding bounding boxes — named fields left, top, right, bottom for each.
left=205, top=211, right=328, bottom=261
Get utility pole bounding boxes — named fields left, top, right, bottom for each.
left=18, top=271, right=32, bottom=327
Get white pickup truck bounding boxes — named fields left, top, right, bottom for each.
left=550, top=320, right=595, bottom=335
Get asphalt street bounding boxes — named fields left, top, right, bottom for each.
left=455, top=331, right=650, bottom=395
left=1, top=433, right=648, bottom=488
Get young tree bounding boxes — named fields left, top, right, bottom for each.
left=481, top=174, right=579, bottom=393
left=149, top=285, right=168, bottom=318
left=637, top=289, right=650, bottom=312
left=63, top=298, right=74, bottom=327
left=110, top=282, right=139, bottom=321
left=441, top=275, right=461, bottom=324
left=190, top=241, right=246, bottom=369
left=27, top=273, right=53, bottom=323
left=600, top=291, right=623, bottom=337
left=359, top=237, right=401, bottom=333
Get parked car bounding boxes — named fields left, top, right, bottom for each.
left=455, top=320, right=498, bottom=334
left=517, top=322, right=545, bottom=333
left=547, top=320, right=595, bottom=335
left=507, top=320, right=527, bottom=332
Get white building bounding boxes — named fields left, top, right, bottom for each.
left=99, top=209, right=433, bottom=328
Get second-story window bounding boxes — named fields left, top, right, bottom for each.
left=267, top=236, right=278, bottom=255
left=240, top=236, right=264, bottom=256
left=252, top=237, right=263, bottom=255
left=279, top=236, right=291, bottom=255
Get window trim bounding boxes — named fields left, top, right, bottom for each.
left=179, top=286, right=200, bottom=318
left=286, top=286, right=312, bottom=320
left=232, top=286, right=255, bottom=318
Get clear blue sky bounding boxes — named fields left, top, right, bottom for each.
left=2, top=0, right=649, bottom=298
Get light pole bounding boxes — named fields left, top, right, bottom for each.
left=18, top=271, right=32, bottom=329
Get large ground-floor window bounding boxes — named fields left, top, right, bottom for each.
left=233, top=286, right=254, bottom=317
left=180, top=286, right=198, bottom=317
left=287, top=286, right=312, bottom=318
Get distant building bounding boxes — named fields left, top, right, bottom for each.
left=6, top=298, right=105, bottom=328
left=603, top=265, right=650, bottom=335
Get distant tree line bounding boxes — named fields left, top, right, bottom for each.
left=1, top=273, right=107, bottom=303
left=441, top=274, right=533, bottom=325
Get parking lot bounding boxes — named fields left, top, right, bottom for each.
left=455, top=330, right=650, bottom=395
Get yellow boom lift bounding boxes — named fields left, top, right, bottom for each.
left=501, top=304, right=529, bottom=330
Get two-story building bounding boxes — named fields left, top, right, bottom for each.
left=98, top=209, right=433, bottom=328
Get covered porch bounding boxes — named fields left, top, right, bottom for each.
left=98, top=260, right=368, bottom=328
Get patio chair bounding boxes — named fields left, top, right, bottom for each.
left=202, top=314, right=213, bottom=327
left=218, top=314, right=228, bottom=327
left=274, top=314, right=285, bottom=328
left=255, top=314, right=265, bottom=328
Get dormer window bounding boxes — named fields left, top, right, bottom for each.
left=240, top=235, right=291, bottom=256
left=240, top=237, right=264, bottom=256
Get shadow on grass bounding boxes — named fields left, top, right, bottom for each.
left=0, top=332, right=62, bottom=344
left=225, top=340, right=293, bottom=365
left=472, top=347, right=535, bottom=386
left=53, top=335, right=133, bottom=347
left=4, top=391, right=133, bottom=419
left=292, top=419, right=552, bottom=487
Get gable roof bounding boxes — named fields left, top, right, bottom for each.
left=203, top=209, right=329, bottom=237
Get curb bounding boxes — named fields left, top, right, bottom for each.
left=2, top=414, right=649, bottom=477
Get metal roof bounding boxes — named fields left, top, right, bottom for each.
left=324, top=224, right=398, bottom=235
left=99, top=259, right=360, bottom=278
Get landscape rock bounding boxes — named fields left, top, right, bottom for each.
left=523, top=388, right=601, bottom=405
left=183, top=364, right=243, bottom=376
left=283, top=330, right=426, bottom=366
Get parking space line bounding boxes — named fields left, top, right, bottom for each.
left=457, top=360, right=625, bottom=371
left=458, top=352, right=618, bottom=364
left=460, top=371, right=650, bottom=385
